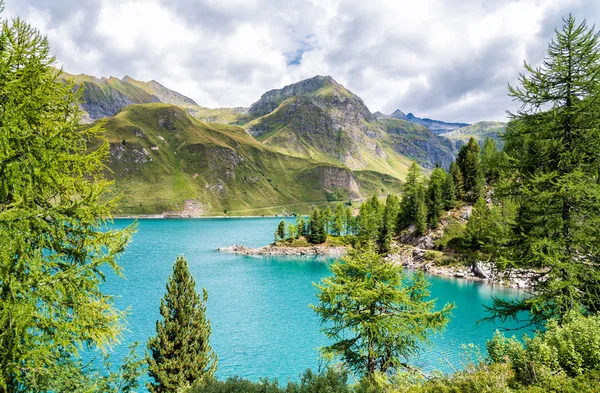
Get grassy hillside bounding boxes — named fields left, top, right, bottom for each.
left=97, top=103, right=403, bottom=215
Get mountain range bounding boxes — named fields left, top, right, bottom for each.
left=63, top=70, right=506, bottom=216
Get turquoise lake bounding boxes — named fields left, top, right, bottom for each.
left=101, top=217, right=527, bottom=384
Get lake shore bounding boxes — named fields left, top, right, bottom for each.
left=218, top=242, right=537, bottom=290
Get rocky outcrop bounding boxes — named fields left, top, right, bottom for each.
left=217, top=244, right=348, bottom=256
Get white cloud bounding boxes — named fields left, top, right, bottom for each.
left=4, top=0, right=600, bottom=122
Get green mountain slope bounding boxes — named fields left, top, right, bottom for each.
left=97, top=103, right=402, bottom=215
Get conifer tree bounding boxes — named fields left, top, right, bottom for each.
left=480, top=137, right=501, bottom=184
left=414, top=184, right=428, bottom=236
left=442, top=171, right=457, bottom=210
left=332, top=203, right=345, bottom=236
left=457, top=138, right=484, bottom=201
left=146, top=256, right=217, bottom=393
left=286, top=222, right=297, bottom=240
left=0, top=11, right=141, bottom=392
left=358, top=194, right=383, bottom=243
left=488, top=15, right=600, bottom=326
left=312, top=244, right=454, bottom=377
left=449, top=161, right=465, bottom=200
left=275, top=220, right=286, bottom=242
left=398, top=162, right=423, bottom=229
left=308, top=208, right=327, bottom=244
left=296, top=216, right=306, bottom=238
left=344, top=207, right=354, bottom=235
left=426, top=167, right=446, bottom=228
left=379, top=194, right=400, bottom=253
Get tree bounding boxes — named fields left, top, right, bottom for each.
left=311, top=244, right=454, bottom=377
left=456, top=138, right=484, bottom=201
left=358, top=194, right=383, bottom=243
left=398, top=162, right=423, bottom=229
left=426, top=167, right=446, bottom=228
left=323, top=206, right=333, bottom=234
left=286, top=222, right=297, bottom=240
left=0, top=13, right=138, bottom=392
left=296, top=216, right=306, bottom=238
left=463, top=198, right=508, bottom=254
left=449, top=161, right=465, bottom=200
left=345, top=207, right=355, bottom=235
left=308, top=208, right=327, bottom=244
left=480, top=137, right=501, bottom=184
left=147, top=256, right=217, bottom=393
left=332, top=203, right=345, bottom=237
left=442, top=171, right=456, bottom=210
left=488, top=15, right=600, bottom=326
left=379, top=194, right=400, bottom=253
left=275, top=220, right=286, bottom=242
left=414, top=183, right=428, bottom=236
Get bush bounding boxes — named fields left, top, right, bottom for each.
left=434, top=220, right=466, bottom=250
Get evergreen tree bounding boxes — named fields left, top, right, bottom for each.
left=449, top=160, right=465, bottom=200
left=426, top=167, right=446, bottom=228
left=308, top=208, right=327, bottom=244
left=488, top=15, right=600, bottom=326
left=358, top=194, right=383, bottom=243
left=275, top=220, right=286, bottom=242
left=463, top=198, right=508, bottom=254
left=147, top=256, right=217, bottom=393
left=332, top=203, right=345, bottom=237
left=456, top=138, right=484, bottom=201
left=344, top=207, right=354, bottom=235
left=398, top=162, right=423, bottom=229
left=0, top=12, right=141, bottom=392
left=442, top=171, right=457, bottom=210
left=286, top=222, right=297, bottom=240
left=311, top=244, right=454, bottom=377
left=414, top=183, right=428, bottom=236
left=296, top=216, right=306, bottom=238
left=379, top=194, right=400, bottom=253
left=480, top=137, right=501, bottom=184
left=323, top=206, right=333, bottom=234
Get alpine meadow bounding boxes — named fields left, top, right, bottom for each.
left=2, top=1, right=600, bottom=393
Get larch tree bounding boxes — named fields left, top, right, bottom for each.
left=488, top=15, right=600, bottom=326
left=146, top=256, right=217, bottom=393
left=311, top=244, right=454, bottom=378
left=0, top=10, right=140, bottom=393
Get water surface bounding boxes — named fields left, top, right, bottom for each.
left=102, top=218, right=527, bottom=383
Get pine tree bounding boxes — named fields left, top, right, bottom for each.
left=344, top=207, right=354, bottom=235
left=0, top=13, right=141, bottom=392
left=311, top=244, right=454, bottom=377
left=308, top=208, right=327, bottom=244
left=480, top=137, right=501, bottom=184
left=286, top=222, right=297, bottom=240
left=296, top=216, right=306, bottom=238
left=488, top=15, right=600, bottom=326
left=358, top=194, right=383, bottom=243
left=426, top=167, right=446, bottom=228
left=442, top=171, right=457, bottom=210
left=449, top=161, right=465, bottom=200
left=379, top=194, right=400, bottom=253
left=147, top=256, right=217, bottom=393
left=414, top=183, right=428, bottom=236
left=275, top=220, right=286, bottom=242
left=398, top=162, right=423, bottom=229
left=323, top=206, right=333, bottom=235
left=332, top=203, right=345, bottom=237
left=457, top=138, right=484, bottom=201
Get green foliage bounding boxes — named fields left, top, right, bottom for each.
left=456, top=137, right=484, bottom=201
left=379, top=194, right=400, bottom=253
left=463, top=198, right=509, bottom=254
left=358, top=194, right=383, bottom=244
left=449, top=161, right=465, bottom=201
left=480, top=137, right=503, bottom=184
left=489, top=15, right=600, bottom=326
left=308, top=207, right=327, bottom=244
left=399, top=162, right=428, bottom=234
left=333, top=203, right=346, bottom=236
left=146, top=256, right=217, bottom=393
left=187, top=367, right=351, bottom=393
left=311, top=244, right=454, bottom=377
left=0, top=13, right=136, bottom=392
left=488, top=312, right=600, bottom=386
left=275, top=220, right=286, bottom=241
left=441, top=171, right=456, bottom=210
left=426, top=167, right=446, bottom=228
left=433, top=220, right=466, bottom=250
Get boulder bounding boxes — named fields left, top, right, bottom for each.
left=472, top=261, right=493, bottom=279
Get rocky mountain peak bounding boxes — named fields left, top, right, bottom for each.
left=390, top=109, right=408, bottom=120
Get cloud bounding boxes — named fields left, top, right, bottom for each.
left=5, top=0, right=600, bottom=122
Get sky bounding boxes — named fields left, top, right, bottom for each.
left=5, top=0, right=600, bottom=123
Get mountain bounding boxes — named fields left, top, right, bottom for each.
left=93, top=103, right=402, bottom=215
left=377, top=108, right=470, bottom=134
left=440, top=121, right=507, bottom=149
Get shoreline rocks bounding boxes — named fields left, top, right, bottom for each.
left=217, top=244, right=348, bottom=256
